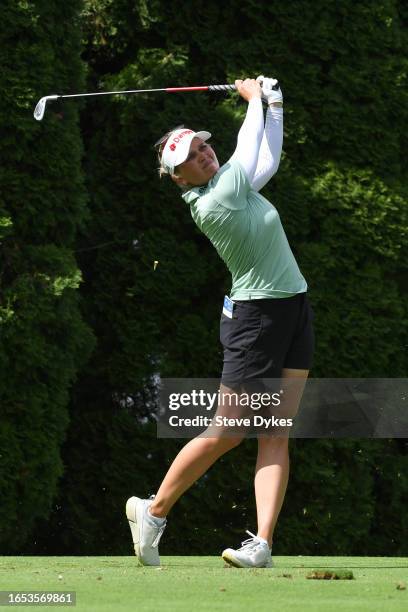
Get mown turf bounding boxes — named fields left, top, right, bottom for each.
left=0, top=556, right=407, bottom=611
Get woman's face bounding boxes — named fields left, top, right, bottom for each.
left=173, top=137, right=219, bottom=187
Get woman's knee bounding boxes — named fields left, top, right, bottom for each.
left=203, top=434, right=244, bottom=453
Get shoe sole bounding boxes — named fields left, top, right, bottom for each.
left=126, top=496, right=144, bottom=561
left=222, top=551, right=273, bottom=569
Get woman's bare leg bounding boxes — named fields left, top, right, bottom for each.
left=150, top=435, right=242, bottom=517
left=150, top=385, right=244, bottom=518
left=255, top=369, right=309, bottom=547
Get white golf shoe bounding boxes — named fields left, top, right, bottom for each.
left=222, top=530, right=273, bottom=568
left=126, top=495, right=167, bottom=566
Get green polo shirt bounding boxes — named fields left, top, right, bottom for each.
left=182, top=159, right=307, bottom=300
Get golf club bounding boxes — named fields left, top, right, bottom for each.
left=33, top=80, right=279, bottom=121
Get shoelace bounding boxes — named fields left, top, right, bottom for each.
left=238, top=530, right=267, bottom=554
left=148, top=494, right=166, bottom=548
left=151, top=523, right=166, bottom=548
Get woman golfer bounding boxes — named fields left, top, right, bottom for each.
left=126, top=77, right=314, bottom=568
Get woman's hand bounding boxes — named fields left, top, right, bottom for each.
left=256, top=75, right=283, bottom=107
left=234, top=78, right=262, bottom=102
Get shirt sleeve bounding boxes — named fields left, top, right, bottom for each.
left=229, top=98, right=265, bottom=184
left=251, top=106, right=283, bottom=192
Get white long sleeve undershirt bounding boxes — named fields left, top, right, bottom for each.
left=229, top=97, right=283, bottom=192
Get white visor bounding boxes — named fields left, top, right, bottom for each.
left=161, top=128, right=211, bottom=174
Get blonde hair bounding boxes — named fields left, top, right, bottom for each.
left=154, top=125, right=185, bottom=179
left=158, top=166, right=169, bottom=179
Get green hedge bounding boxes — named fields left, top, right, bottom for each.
left=0, top=0, right=95, bottom=551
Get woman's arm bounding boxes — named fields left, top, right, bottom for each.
left=229, top=79, right=264, bottom=183
left=251, top=104, right=283, bottom=192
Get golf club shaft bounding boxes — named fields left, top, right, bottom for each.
left=34, top=81, right=279, bottom=120
left=33, top=84, right=236, bottom=120
left=57, top=84, right=236, bottom=99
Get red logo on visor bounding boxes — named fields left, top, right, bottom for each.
left=170, top=144, right=176, bottom=151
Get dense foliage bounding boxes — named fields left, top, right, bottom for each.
left=1, top=0, right=407, bottom=555
left=0, top=0, right=95, bottom=550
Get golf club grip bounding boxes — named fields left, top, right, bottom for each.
left=208, top=81, right=280, bottom=92
left=208, top=84, right=236, bottom=92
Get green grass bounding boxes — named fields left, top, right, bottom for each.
left=0, top=556, right=407, bottom=611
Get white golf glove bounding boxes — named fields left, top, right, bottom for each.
left=256, top=75, right=283, bottom=106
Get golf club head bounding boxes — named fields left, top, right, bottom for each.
left=33, top=95, right=59, bottom=121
